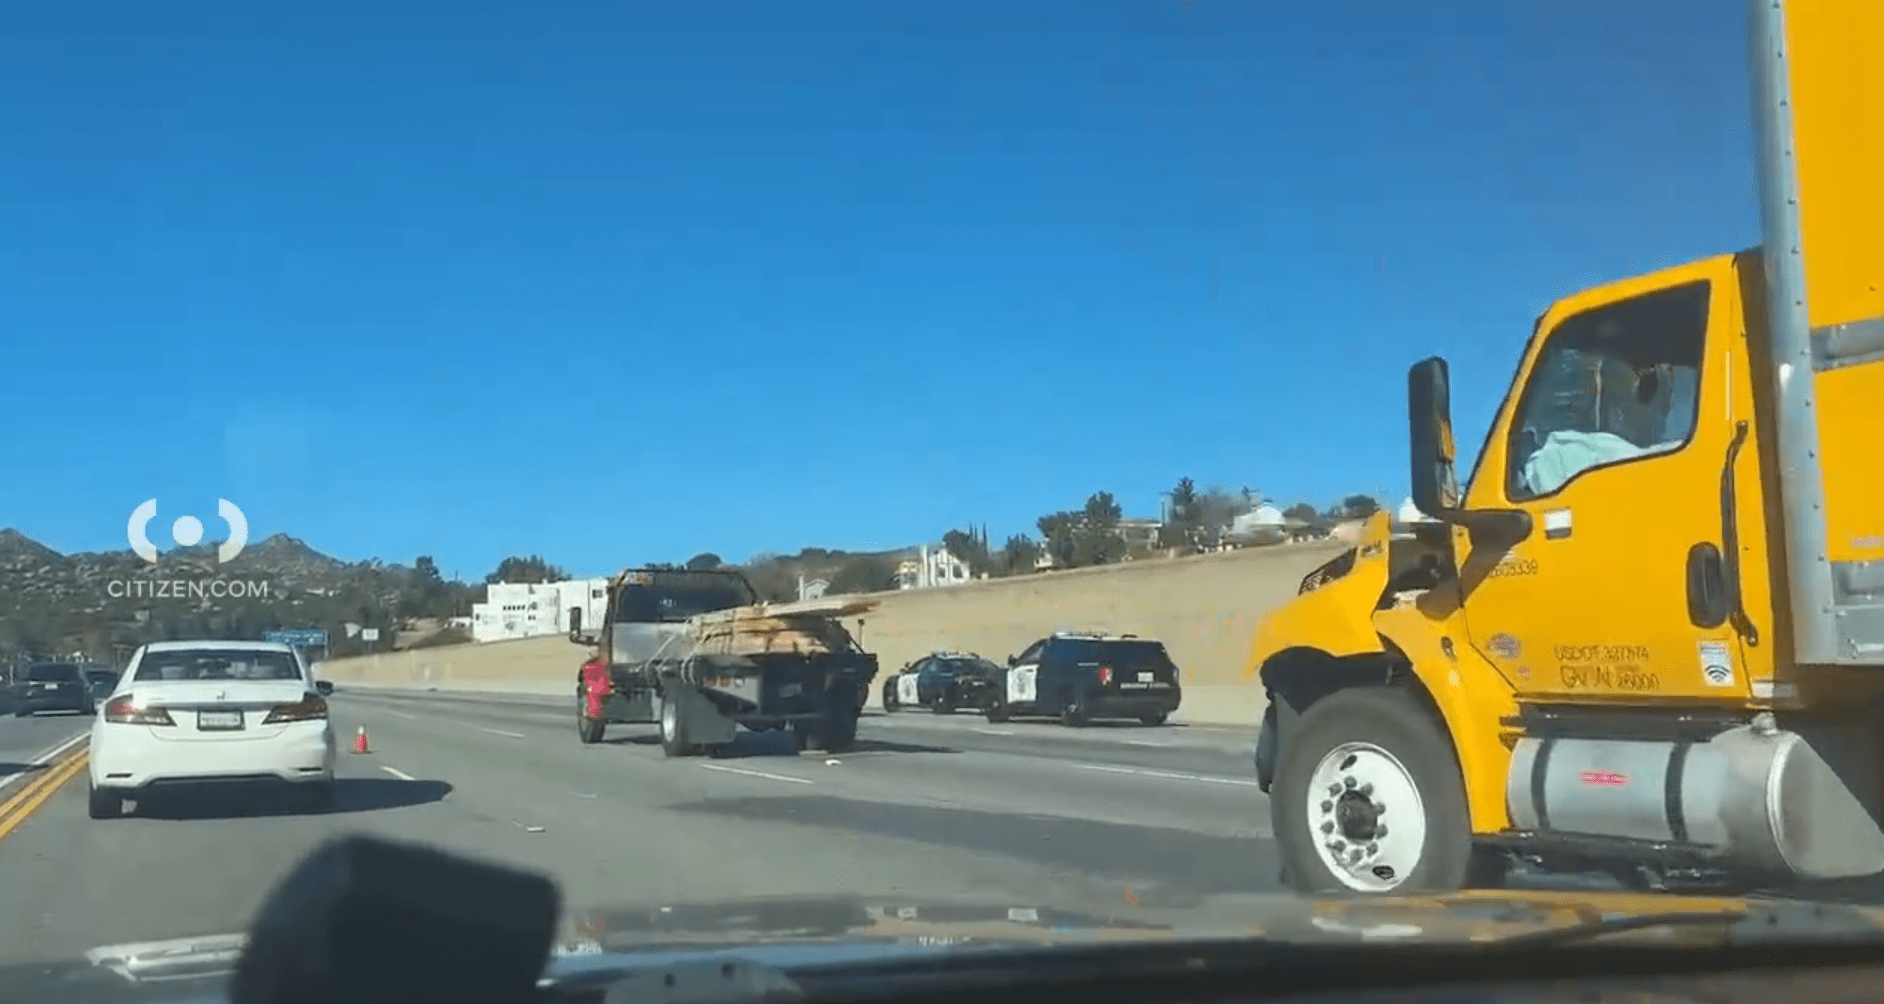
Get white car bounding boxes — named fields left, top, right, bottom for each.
left=88, top=640, right=337, bottom=819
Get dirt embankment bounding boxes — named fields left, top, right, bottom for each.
left=320, top=540, right=1346, bottom=727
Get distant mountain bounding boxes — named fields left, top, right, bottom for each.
left=0, top=528, right=475, bottom=667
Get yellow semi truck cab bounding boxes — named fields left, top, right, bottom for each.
left=1247, top=0, right=1884, bottom=896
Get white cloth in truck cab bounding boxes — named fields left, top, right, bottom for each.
left=1522, top=431, right=1682, bottom=497
left=1520, top=364, right=1697, bottom=496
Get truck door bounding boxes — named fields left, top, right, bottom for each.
left=1453, top=262, right=1755, bottom=700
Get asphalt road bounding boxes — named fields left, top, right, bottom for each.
left=0, top=690, right=1279, bottom=968
left=0, top=708, right=90, bottom=788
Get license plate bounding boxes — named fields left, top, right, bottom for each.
left=1137, top=672, right=1153, bottom=682
left=197, top=709, right=244, bottom=731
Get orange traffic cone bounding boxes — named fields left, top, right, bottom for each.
left=351, top=727, right=370, bottom=754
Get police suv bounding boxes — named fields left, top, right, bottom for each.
left=984, top=631, right=1182, bottom=727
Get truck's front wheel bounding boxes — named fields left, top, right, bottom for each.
left=1271, top=685, right=1478, bottom=896
left=576, top=685, right=606, bottom=745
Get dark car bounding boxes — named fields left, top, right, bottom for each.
left=82, top=667, right=118, bottom=701
left=16, top=662, right=96, bottom=717
left=881, top=652, right=1002, bottom=714
left=983, top=632, right=1182, bottom=727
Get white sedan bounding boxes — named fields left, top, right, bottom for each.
left=88, top=639, right=337, bottom=819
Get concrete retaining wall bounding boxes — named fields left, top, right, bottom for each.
left=320, top=540, right=1346, bottom=727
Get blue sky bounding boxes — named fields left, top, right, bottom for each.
left=0, top=0, right=1760, bottom=580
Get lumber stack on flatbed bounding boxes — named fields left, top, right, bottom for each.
left=684, top=598, right=879, bottom=657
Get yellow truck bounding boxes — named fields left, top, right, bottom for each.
left=1247, top=0, right=1883, bottom=896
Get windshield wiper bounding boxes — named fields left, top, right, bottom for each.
left=1489, top=901, right=1884, bottom=948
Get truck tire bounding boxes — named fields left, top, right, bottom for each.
left=812, top=682, right=861, bottom=753
left=1271, top=685, right=1480, bottom=896
left=657, top=692, right=701, bottom=758
left=575, top=685, right=606, bottom=745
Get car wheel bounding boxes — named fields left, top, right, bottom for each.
left=1060, top=694, right=1090, bottom=728
left=1270, top=685, right=1484, bottom=896
left=983, top=694, right=1011, bottom=724
left=87, top=783, right=123, bottom=820
left=1139, top=711, right=1168, bottom=727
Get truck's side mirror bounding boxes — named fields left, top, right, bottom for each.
left=1408, top=356, right=1462, bottom=518
left=315, top=680, right=334, bottom=696
left=1407, top=356, right=1534, bottom=551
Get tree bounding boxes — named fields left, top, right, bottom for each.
left=1160, top=477, right=1199, bottom=549
left=484, top=554, right=567, bottom=585
left=684, top=552, right=723, bottom=571
left=941, top=527, right=993, bottom=577
left=828, top=556, right=898, bottom=596
left=1037, top=512, right=1080, bottom=568
left=1073, top=491, right=1126, bottom=566
left=1189, top=483, right=1250, bottom=545
left=1283, top=503, right=1319, bottom=525
left=1342, top=494, right=1381, bottom=519
left=1000, top=534, right=1040, bottom=574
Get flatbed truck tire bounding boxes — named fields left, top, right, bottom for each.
left=817, top=683, right=861, bottom=753
left=1272, top=685, right=1495, bottom=896
left=657, top=691, right=702, bottom=758
left=575, top=685, right=606, bottom=745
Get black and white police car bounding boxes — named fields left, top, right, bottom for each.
left=983, top=631, right=1183, bottom=727
left=880, top=651, right=1002, bottom=714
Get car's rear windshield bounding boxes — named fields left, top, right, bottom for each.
left=1059, top=639, right=1175, bottom=670
left=26, top=663, right=81, bottom=682
left=939, top=659, right=999, bottom=675
left=132, top=649, right=304, bottom=682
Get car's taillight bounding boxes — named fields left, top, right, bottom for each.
left=263, top=694, right=329, bottom=724
left=1098, top=666, right=1113, bottom=687
left=103, top=697, right=176, bottom=726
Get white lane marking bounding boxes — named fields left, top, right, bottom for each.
left=698, top=763, right=813, bottom=786
left=975, top=728, right=1015, bottom=736
left=379, top=765, right=417, bottom=782
left=1124, top=739, right=1170, bottom=747
left=477, top=726, right=525, bottom=739
left=0, top=731, right=90, bottom=795
left=1068, top=762, right=1261, bottom=788
left=384, top=710, right=417, bottom=720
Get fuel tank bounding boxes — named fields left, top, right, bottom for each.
left=1505, top=718, right=1884, bottom=879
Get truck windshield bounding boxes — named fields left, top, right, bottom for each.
left=611, top=571, right=756, bottom=623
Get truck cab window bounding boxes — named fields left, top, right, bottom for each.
left=1505, top=280, right=1708, bottom=501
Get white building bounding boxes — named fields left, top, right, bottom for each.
left=1223, top=504, right=1288, bottom=546
left=895, top=544, right=972, bottom=590
left=471, top=577, right=611, bottom=643
left=1396, top=496, right=1435, bottom=525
